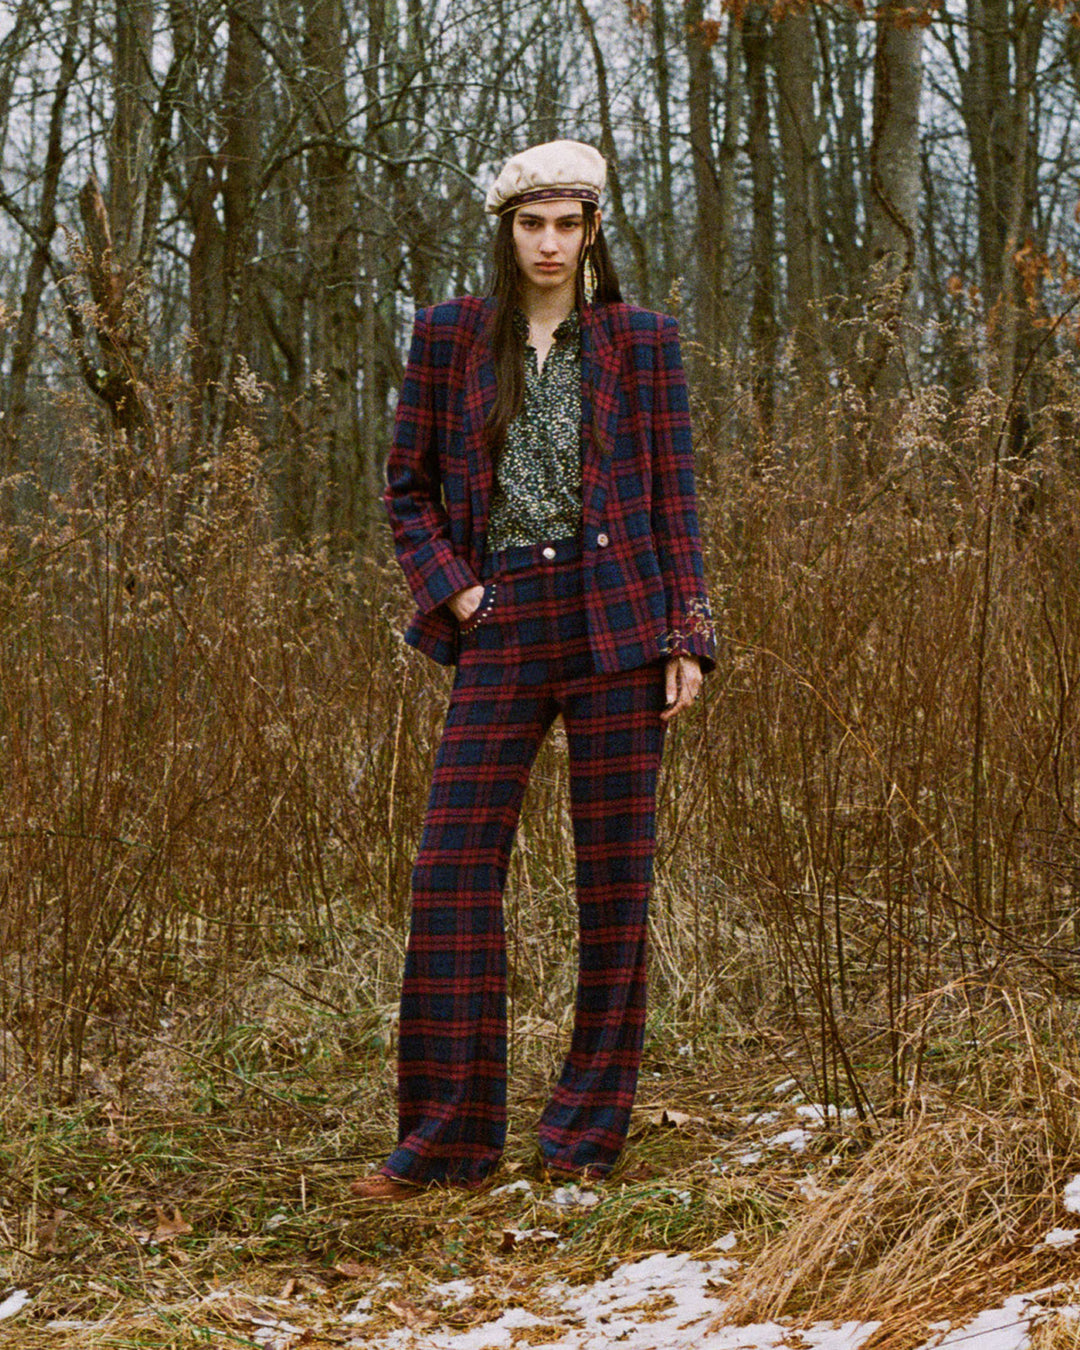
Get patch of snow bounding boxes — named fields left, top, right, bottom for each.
left=915, top=1293, right=1041, bottom=1350
left=736, top=1150, right=763, bottom=1166
left=342, top=1250, right=876, bottom=1349
left=744, top=1110, right=781, bottom=1125
left=709, top=1258, right=740, bottom=1276
left=795, top=1104, right=860, bottom=1123
left=502, top=1226, right=560, bottom=1246
left=711, top=1231, right=738, bottom=1252
left=0, top=1291, right=29, bottom=1321
left=548, top=1185, right=600, bottom=1208
left=798, top=1174, right=829, bottom=1201
left=767, top=1127, right=812, bottom=1153
left=489, top=1179, right=533, bottom=1198
left=430, top=1280, right=474, bottom=1302
left=342, top=1296, right=372, bottom=1324
left=327, top=1252, right=1080, bottom=1350
left=772, top=1078, right=797, bottom=1096
left=1041, top=1228, right=1078, bottom=1249
left=1063, top=1174, right=1080, bottom=1214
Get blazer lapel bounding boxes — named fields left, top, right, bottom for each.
left=463, top=333, right=496, bottom=569
left=581, top=305, right=620, bottom=520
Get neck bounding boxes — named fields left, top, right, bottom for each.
left=520, top=278, right=576, bottom=329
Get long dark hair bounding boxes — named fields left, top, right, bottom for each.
left=484, top=201, right=622, bottom=453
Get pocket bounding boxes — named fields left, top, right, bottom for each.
left=458, top=580, right=499, bottom=635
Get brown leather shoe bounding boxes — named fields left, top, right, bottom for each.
left=348, top=1173, right=422, bottom=1202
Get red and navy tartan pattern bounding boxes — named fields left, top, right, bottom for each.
left=383, top=546, right=666, bottom=1187
left=383, top=297, right=715, bottom=675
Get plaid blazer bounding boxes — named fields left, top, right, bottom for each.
left=383, top=296, right=715, bottom=674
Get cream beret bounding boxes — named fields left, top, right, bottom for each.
left=485, top=139, right=607, bottom=216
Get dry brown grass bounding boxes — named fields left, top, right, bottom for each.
left=1032, top=1305, right=1080, bottom=1350
left=724, top=1108, right=1068, bottom=1343
left=4, top=361, right=1080, bottom=1343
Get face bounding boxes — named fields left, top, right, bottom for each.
left=511, top=200, right=598, bottom=296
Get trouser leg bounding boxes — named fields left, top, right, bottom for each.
left=384, top=667, right=553, bottom=1187
left=537, top=661, right=666, bottom=1176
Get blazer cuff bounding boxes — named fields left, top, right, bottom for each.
left=662, top=598, right=717, bottom=672
left=412, top=552, right=481, bottom=616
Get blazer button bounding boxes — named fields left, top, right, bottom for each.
left=542, top=546, right=557, bottom=560
left=597, top=532, right=610, bottom=547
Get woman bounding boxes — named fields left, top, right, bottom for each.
left=353, top=140, right=714, bottom=1200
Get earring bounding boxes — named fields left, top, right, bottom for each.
left=583, top=251, right=597, bottom=304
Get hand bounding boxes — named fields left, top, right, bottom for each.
left=661, top=655, right=702, bottom=722
left=448, top=583, right=485, bottom=623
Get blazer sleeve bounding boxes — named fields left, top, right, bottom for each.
left=383, top=308, right=479, bottom=614
left=650, top=316, right=716, bottom=671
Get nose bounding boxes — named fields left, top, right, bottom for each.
left=539, top=226, right=559, bottom=253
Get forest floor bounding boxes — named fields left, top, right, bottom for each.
left=2, top=1010, right=1080, bottom=1350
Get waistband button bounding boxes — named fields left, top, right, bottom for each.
left=596, top=532, right=610, bottom=547
left=542, top=546, right=557, bottom=560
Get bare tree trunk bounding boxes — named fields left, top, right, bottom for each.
left=574, top=0, right=649, bottom=304
left=953, top=0, right=1045, bottom=406
left=863, top=0, right=924, bottom=404
left=717, top=16, right=743, bottom=352
left=743, top=3, right=779, bottom=436
left=819, top=14, right=865, bottom=302
left=263, top=0, right=307, bottom=537
left=304, top=0, right=361, bottom=548
left=651, top=0, right=676, bottom=301
left=685, top=0, right=722, bottom=353
left=197, top=0, right=263, bottom=454
left=78, top=174, right=151, bottom=441
left=359, top=0, right=388, bottom=513
left=1, top=0, right=84, bottom=493
left=774, top=5, right=826, bottom=372
left=532, top=41, right=559, bottom=145
left=109, top=0, right=153, bottom=271
left=0, top=0, right=38, bottom=162
left=360, top=212, right=381, bottom=510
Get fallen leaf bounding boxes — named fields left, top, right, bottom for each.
left=104, top=1101, right=126, bottom=1151
left=332, top=1260, right=377, bottom=1281
left=37, top=1207, right=67, bottom=1254
left=152, top=1204, right=193, bottom=1241
left=218, top=1296, right=273, bottom=1324
left=386, top=1299, right=438, bottom=1330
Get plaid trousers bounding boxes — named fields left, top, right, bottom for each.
left=383, top=540, right=666, bottom=1187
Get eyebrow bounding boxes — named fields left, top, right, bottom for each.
left=518, top=210, right=584, bottom=225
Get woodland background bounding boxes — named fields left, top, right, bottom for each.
left=4, top=0, right=1080, bottom=526
left=3, top=2, right=1080, bottom=1345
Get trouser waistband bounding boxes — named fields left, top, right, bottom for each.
left=481, top=537, right=581, bottom=579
